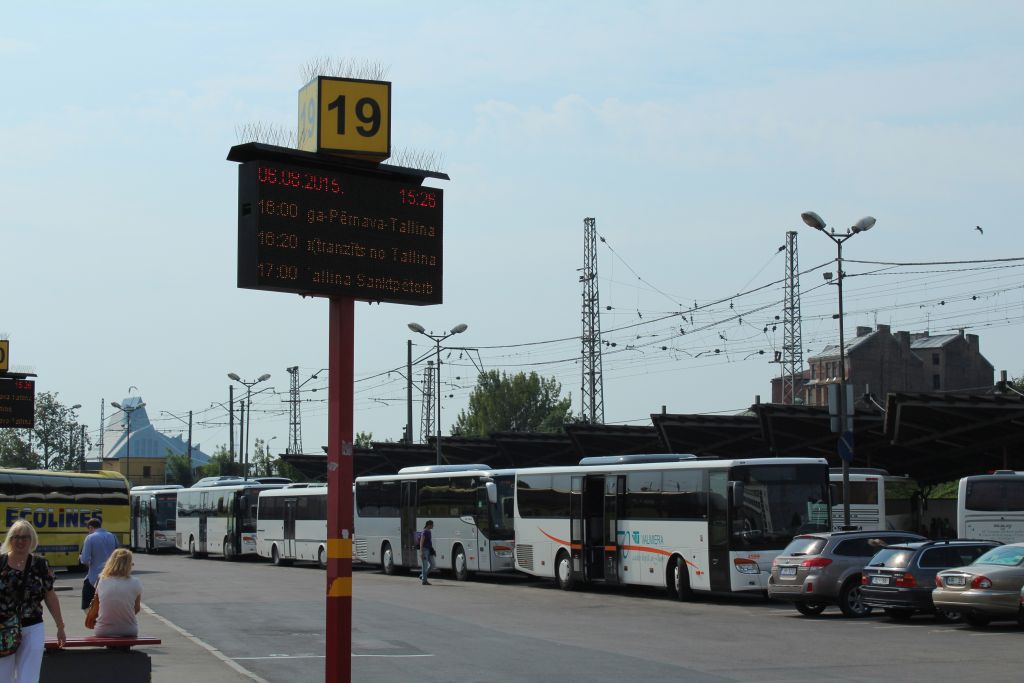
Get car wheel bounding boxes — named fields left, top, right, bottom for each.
left=556, top=550, right=575, bottom=591
left=453, top=546, right=469, bottom=581
left=795, top=602, right=827, bottom=616
left=884, top=608, right=914, bottom=621
left=838, top=579, right=872, bottom=618
left=963, top=612, right=991, bottom=627
left=668, top=557, right=693, bottom=601
left=381, top=542, right=395, bottom=575
left=934, top=607, right=963, bottom=623
left=318, top=546, right=327, bottom=569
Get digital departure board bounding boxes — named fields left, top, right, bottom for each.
left=0, top=377, right=35, bottom=429
left=237, top=159, right=443, bottom=304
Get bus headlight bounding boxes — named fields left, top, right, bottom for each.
left=493, top=545, right=513, bottom=558
left=734, top=558, right=761, bottom=574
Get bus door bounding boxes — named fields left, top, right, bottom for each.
left=603, top=475, right=626, bottom=585
left=708, top=471, right=731, bottom=591
left=198, top=492, right=208, bottom=553
left=569, top=475, right=587, bottom=583
left=139, top=497, right=152, bottom=551
left=283, top=498, right=297, bottom=558
left=130, top=497, right=140, bottom=550
left=583, top=475, right=606, bottom=581
left=400, top=481, right=418, bottom=567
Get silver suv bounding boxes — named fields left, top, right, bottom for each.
left=768, top=530, right=926, bottom=617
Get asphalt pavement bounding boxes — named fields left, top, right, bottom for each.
left=47, top=569, right=261, bottom=683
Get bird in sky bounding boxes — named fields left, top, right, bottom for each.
left=975, top=225, right=984, bottom=234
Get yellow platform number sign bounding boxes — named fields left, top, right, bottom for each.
left=298, top=76, right=391, bottom=160
left=0, top=340, right=8, bottom=373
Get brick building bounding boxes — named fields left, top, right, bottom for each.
left=771, top=325, right=994, bottom=406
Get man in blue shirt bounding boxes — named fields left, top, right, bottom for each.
left=80, top=517, right=118, bottom=609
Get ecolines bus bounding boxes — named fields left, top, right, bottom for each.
left=0, top=468, right=130, bottom=567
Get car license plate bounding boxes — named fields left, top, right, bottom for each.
left=871, top=576, right=890, bottom=585
left=780, top=566, right=797, bottom=577
left=944, top=576, right=966, bottom=586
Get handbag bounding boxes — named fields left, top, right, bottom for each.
left=85, top=592, right=100, bottom=629
left=0, top=554, right=31, bottom=658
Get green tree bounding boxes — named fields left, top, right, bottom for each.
left=451, top=371, right=572, bottom=437
left=355, top=431, right=373, bottom=449
left=0, top=430, right=38, bottom=469
left=251, top=438, right=274, bottom=477
left=30, top=392, right=84, bottom=470
left=165, top=453, right=194, bottom=486
left=199, top=445, right=243, bottom=478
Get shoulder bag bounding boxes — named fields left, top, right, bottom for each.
left=85, top=587, right=100, bottom=629
left=0, top=554, right=31, bottom=658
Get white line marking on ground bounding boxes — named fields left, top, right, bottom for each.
left=353, top=654, right=435, bottom=658
left=141, top=603, right=270, bottom=683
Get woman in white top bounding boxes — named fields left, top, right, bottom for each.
left=94, top=548, right=142, bottom=638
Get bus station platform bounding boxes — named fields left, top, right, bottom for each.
left=45, top=574, right=259, bottom=683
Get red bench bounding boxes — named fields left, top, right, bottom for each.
left=45, top=636, right=161, bottom=650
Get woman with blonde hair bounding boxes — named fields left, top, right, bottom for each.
left=93, top=548, right=142, bottom=638
left=0, top=519, right=66, bottom=682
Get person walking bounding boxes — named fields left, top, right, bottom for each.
left=93, top=549, right=143, bottom=638
left=0, top=519, right=67, bottom=682
left=419, top=520, right=435, bottom=586
left=79, top=518, right=117, bottom=611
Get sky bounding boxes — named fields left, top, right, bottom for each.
left=3, top=2, right=1023, bottom=459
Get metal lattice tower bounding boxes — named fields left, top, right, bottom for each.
left=420, top=361, right=435, bottom=443
left=580, top=217, right=605, bottom=423
left=286, top=366, right=303, bottom=454
left=782, top=230, right=804, bottom=404
left=97, top=399, right=105, bottom=458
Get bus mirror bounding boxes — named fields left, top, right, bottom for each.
left=485, top=481, right=498, bottom=505
left=460, top=515, right=475, bottom=525
left=729, top=481, right=745, bottom=509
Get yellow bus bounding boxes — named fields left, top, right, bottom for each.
left=0, top=469, right=130, bottom=568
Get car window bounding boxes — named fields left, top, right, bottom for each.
left=781, top=536, right=827, bottom=556
left=920, top=547, right=964, bottom=568
left=975, top=546, right=1024, bottom=567
left=867, top=548, right=914, bottom=568
left=960, top=545, right=996, bottom=565
left=834, top=538, right=879, bottom=557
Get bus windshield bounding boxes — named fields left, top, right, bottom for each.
left=730, top=465, right=830, bottom=550
left=965, top=480, right=1024, bottom=512
left=154, top=494, right=177, bottom=531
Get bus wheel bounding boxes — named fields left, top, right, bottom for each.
left=272, top=544, right=286, bottom=567
left=453, top=546, right=469, bottom=581
left=318, top=546, right=327, bottom=569
left=224, top=538, right=236, bottom=561
left=556, top=550, right=575, bottom=591
left=189, top=537, right=200, bottom=560
left=381, top=542, right=396, bottom=575
left=668, top=557, right=693, bottom=601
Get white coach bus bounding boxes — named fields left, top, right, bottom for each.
left=175, top=482, right=285, bottom=559
left=257, top=484, right=328, bottom=567
left=957, top=471, right=1024, bottom=544
left=514, top=455, right=830, bottom=598
left=129, top=484, right=183, bottom=552
left=829, top=468, right=917, bottom=532
left=354, top=465, right=516, bottom=580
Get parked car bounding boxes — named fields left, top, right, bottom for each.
left=861, top=539, right=1001, bottom=621
left=769, top=530, right=926, bottom=617
left=933, top=542, right=1024, bottom=626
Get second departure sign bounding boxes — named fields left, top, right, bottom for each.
left=237, top=159, right=443, bottom=304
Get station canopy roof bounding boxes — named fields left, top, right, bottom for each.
left=281, top=391, right=1024, bottom=488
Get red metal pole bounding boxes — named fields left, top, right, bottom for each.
left=326, top=296, right=354, bottom=682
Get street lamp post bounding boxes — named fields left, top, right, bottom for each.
left=801, top=210, right=877, bottom=530
left=110, top=400, right=146, bottom=487
left=408, top=322, right=468, bottom=465
left=228, top=373, right=271, bottom=480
